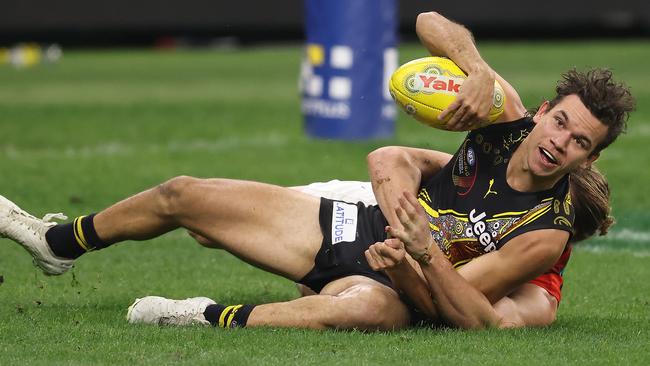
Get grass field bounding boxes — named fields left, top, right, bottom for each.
left=1, top=41, right=649, bottom=365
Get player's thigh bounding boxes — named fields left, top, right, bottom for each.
left=321, top=275, right=411, bottom=330
left=170, top=177, right=323, bottom=281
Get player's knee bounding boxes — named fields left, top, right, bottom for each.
left=333, top=285, right=406, bottom=331
left=542, top=297, right=558, bottom=325
left=534, top=289, right=559, bottom=327
left=156, top=175, right=201, bottom=217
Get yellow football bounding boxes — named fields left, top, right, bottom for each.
left=389, top=56, right=505, bottom=129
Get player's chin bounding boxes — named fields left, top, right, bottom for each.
left=531, top=161, right=564, bottom=178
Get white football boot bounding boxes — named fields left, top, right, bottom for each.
left=127, top=296, right=216, bottom=326
left=0, top=194, right=72, bottom=275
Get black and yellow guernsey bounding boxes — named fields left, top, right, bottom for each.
left=418, top=117, right=575, bottom=268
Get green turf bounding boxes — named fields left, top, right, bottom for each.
left=1, top=42, right=649, bottom=365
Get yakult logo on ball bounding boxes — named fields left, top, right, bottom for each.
left=404, top=67, right=465, bottom=96
left=414, top=73, right=463, bottom=94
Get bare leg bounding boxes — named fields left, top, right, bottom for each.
left=247, top=276, right=410, bottom=330
left=94, top=176, right=324, bottom=281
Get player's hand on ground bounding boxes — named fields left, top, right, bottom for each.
left=385, top=192, right=433, bottom=259
left=365, top=238, right=407, bottom=271
left=439, top=68, right=495, bottom=131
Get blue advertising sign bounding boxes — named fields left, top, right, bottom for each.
left=302, top=0, right=398, bottom=140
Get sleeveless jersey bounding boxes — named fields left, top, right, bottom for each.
left=418, top=117, right=575, bottom=268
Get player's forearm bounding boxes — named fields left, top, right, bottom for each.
left=419, top=244, right=502, bottom=329
left=367, top=147, right=422, bottom=228
left=384, top=260, right=438, bottom=320
left=415, top=12, right=494, bottom=78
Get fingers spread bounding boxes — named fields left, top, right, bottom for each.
left=395, top=205, right=411, bottom=229
left=446, top=104, right=468, bottom=130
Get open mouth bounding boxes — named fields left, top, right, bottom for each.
left=539, top=147, right=558, bottom=165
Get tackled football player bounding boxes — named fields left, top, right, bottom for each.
left=0, top=12, right=634, bottom=330
left=350, top=12, right=633, bottom=328
left=289, top=160, right=611, bottom=328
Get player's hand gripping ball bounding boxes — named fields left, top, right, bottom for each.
left=389, top=57, right=505, bottom=129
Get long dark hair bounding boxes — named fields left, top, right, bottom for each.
left=569, top=165, right=613, bottom=243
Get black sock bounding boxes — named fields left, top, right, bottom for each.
left=203, top=303, right=256, bottom=328
left=45, top=214, right=109, bottom=259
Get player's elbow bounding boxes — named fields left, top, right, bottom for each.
left=415, top=12, right=436, bottom=37
left=367, top=146, right=406, bottom=172
left=416, top=11, right=442, bottom=31
left=367, top=147, right=421, bottom=190
left=368, top=145, right=400, bottom=161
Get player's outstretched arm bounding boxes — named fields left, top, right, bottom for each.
left=456, top=229, right=567, bottom=305
left=367, top=237, right=560, bottom=329
left=415, top=12, right=527, bottom=127
left=366, top=238, right=560, bottom=329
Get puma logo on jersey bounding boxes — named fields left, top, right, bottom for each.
left=483, top=178, right=498, bottom=199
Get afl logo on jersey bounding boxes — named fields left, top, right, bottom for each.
left=467, top=147, right=475, bottom=167
left=452, top=139, right=478, bottom=196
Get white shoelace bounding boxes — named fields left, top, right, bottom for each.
left=1, top=208, right=67, bottom=238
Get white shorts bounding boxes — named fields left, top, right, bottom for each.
left=296, top=180, right=377, bottom=206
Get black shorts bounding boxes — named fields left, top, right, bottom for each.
left=299, top=198, right=392, bottom=293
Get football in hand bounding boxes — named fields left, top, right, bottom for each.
left=389, top=56, right=505, bottom=129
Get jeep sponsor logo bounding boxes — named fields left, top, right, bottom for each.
left=466, top=209, right=497, bottom=252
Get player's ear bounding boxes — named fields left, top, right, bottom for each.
left=532, top=101, right=550, bottom=123
left=581, top=152, right=599, bottom=168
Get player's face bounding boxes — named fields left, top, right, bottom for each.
left=528, top=94, right=608, bottom=179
